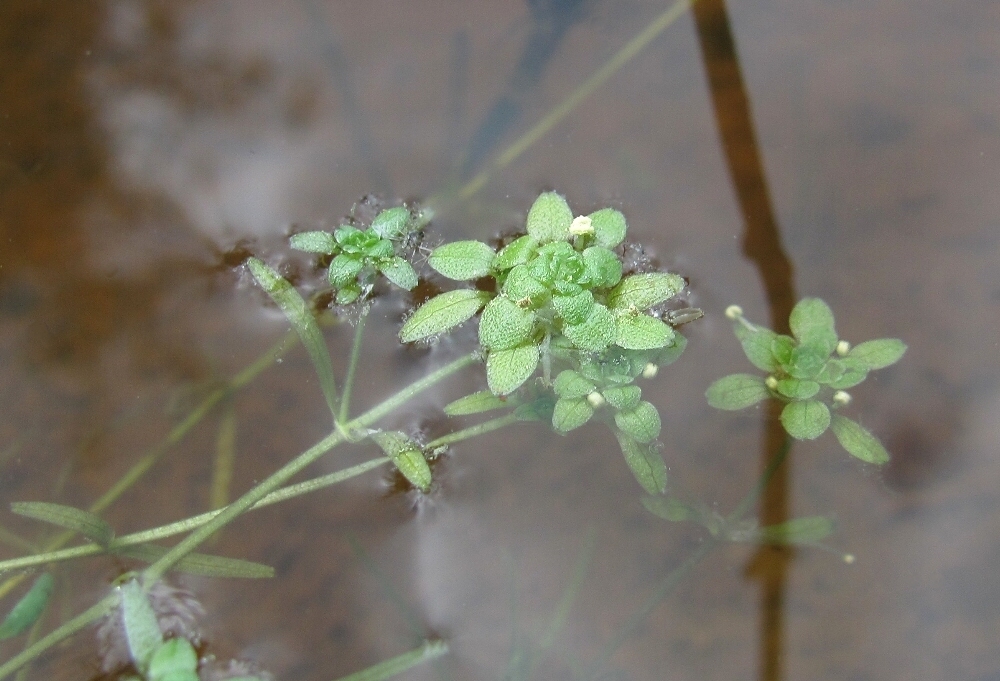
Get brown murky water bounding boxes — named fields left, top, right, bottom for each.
left=2, top=1, right=999, bottom=680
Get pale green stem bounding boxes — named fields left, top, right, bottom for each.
left=423, top=412, right=521, bottom=451
left=333, top=640, right=449, bottom=681
left=339, top=308, right=369, bottom=423
left=141, top=352, right=477, bottom=583
left=0, top=458, right=390, bottom=574
left=427, top=0, right=694, bottom=215
left=0, top=354, right=475, bottom=679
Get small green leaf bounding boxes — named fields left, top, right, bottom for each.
left=734, top=323, right=779, bottom=372
left=248, top=258, right=339, bottom=419
left=641, top=496, right=699, bottom=523
left=399, top=289, right=491, bottom=342
left=328, top=254, right=365, bottom=288
left=614, top=314, right=674, bottom=350
left=755, top=516, right=835, bottom=546
left=552, top=398, right=594, bottom=433
left=608, top=273, right=684, bottom=311
left=115, top=545, right=275, bottom=578
left=563, top=303, right=615, bottom=352
left=121, top=580, right=163, bottom=672
left=789, top=298, right=838, bottom=355
left=588, top=208, right=627, bottom=248
left=830, top=414, right=889, bottom=464
left=148, top=638, right=199, bottom=681
left=552, top=290, right=595, bottom=325
left=525, top=192, right=573, bottom=243
left=10, top=501, right=114, bottom=547
left=370, top=207, right=412, bottom=240
left=815, top=358, right=846, bottom=384
left=428, top=241, right=497, bottom=280
left=786, top=345, right=827, bottom=379
left=654, top=332, right=688, bottom=367
left=486, top=344, right=540, bottom=395
left=336, top=284, right=362, bottom=305
left=602, top=385, right=641, bottom=411
left=614, top=400, right=661, bottom=443
left=494, top=235, right=539, bottom=270
left=444, top=391, right=511, bottom=416
left=774, top=378, right=820, bottom=400
left=770, top=334, right=795, bottom=366
left=615, top=430, right=667, bottom=494
left=479, top=296, right=535, bottom=351
left=290, top=231, right=337, bottom=254
left=553, top=370, right=596, bottom=399
left=847, top=339, right=907, bottom=370
left=827, top=360, right=869, bottom=389
left=502, top=264, right=550, bottom=303
left=581, top=246, right=622, bottom=288
left=705, top=374, right=771, bottom=410
left=362, top=238, right=393, bottom=259
left=0, top=573, right=53, bottom=640
left=378, top=257, right=418, bottom=290
left=513, top=396, right=555, bottom=422
left=371, top=432, right=433, bottom=492
left=780, top=400, right=831, bottom=440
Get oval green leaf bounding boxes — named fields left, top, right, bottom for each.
left=615, top=430, right=667, bottom=495
left=847, top=339, right=907, bottom=370
left=552, top=397, right=594, bottom=433
left=328, top=254, right=364, bottom=288
left=614, top=400, right=661, bottom=444
left=378, top=256, right=418, bottom=290
left=775, top=378, right=820, bottom=400
left=780, top=400, right=831, bottom=440
left=830, top=414, right=890, bottom=464
left=10, top=501, right=114, bottom=547
left=615, top=314, right=674, bottom=350
left=587, top=208, right=627, bottom=248
left=733, top=323, right=779, bottom=372
left=525, top=192, right=573, bottom=243
left=755, top=516, right=836, bottom=546
left=444, top=390, right=511, bottom=416
left=552, top=290, right=595, bottom=325
left=289, top=230, right=337, bottom=254
left=486, top=344, right=540, bottom=395
left=148, top=638, right=199, bottom=681
left=0, top=573, right=54, bottom=640
left=428, top=240, right=497, bottom=280
left=562, top=303, right=615, bottom=352
left=553, top=370, right=596, bottom=399
left=608, top=273, right=684, bottom=312
left=581, top=246, right=622, bottom=288
left=399, top=289, right=491, bottom=343
left=494, top=235, right=539, bottom=270
left=121, top=579, right=163, bottom=671
left=370, top=207, right=412, bottom=239
left=602, top=385, right=641, bottom=411
left=789, top=297, right=838, bottom=355
left=479, top=295, right=535, bottom=351
left=705, top=374, right=771, bottom=410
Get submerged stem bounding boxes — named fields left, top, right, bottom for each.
left=339, top=307, right=369, bottom=423
left=424, top=412, right=521, bottom=451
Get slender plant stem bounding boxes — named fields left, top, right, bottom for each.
left=424, top=412, right=521, bottom=451
left=583, top=435, right=792, bottom=679
left=333, top=640, right=449, bottom=681
left=0, top=353, right=476, bottom=679
left=0, top=597, right=117, bottom=681
left=339, top=308, right=369, bottom=423
left=141, top=351, right=477, bottom=583
left=426, top=0, right=694, bottom=216
left=0, top=458, right=391, bottom=574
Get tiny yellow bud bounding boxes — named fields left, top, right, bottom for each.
left=569, top=215, right=594, bottom=236
left=641, top=363, right=658, bottom=379
left=836, top=340, right=851, bottom=356
left=765, top=376, right=779, bottom=390
left=833, top=390, right=852, bottom=406
left=586, top=391, right=605, bottom=408
left=843, top=553, right=856, bottom=564
left=725, top=305, right=743, bottom=320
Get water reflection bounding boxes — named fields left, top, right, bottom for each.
left=1, top=0, right=999, bottom=680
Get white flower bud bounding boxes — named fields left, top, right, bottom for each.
left=586, top=391, right=605, bottom=408
left=833, top=390, right=851, bottom=406
left=569, top=215, right=594, bottom=236
left=725, top=305, right=743, bottom=320
left=765, top=376, right=779, bottom=390
left=836, top=340, right=851, bottom=356
left=641, top=363, right=658, bottom=379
